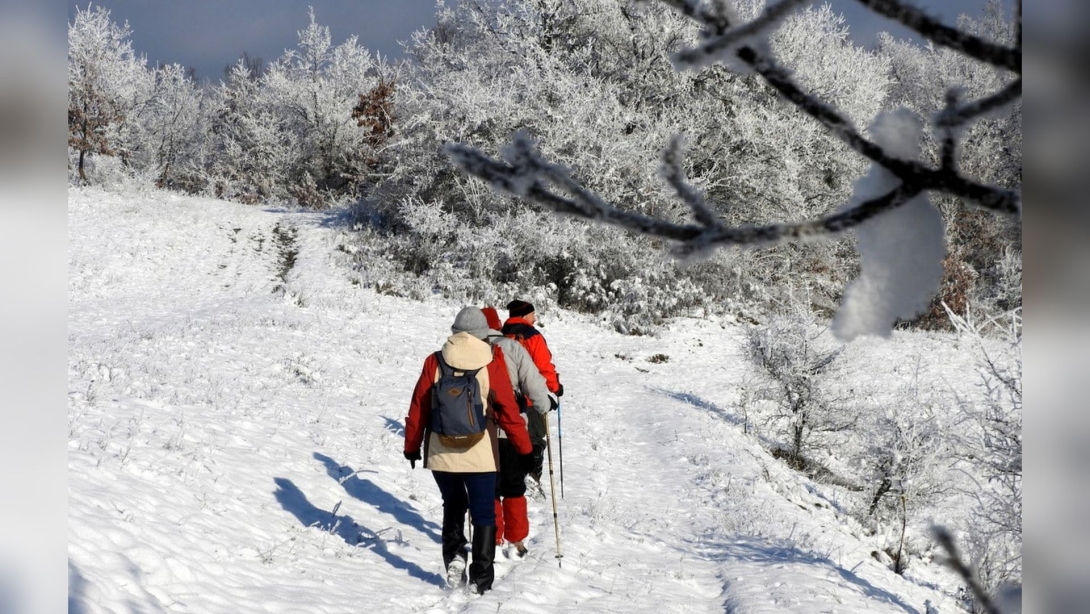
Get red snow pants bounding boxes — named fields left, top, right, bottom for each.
left=494, top=496, right=529, bottom=544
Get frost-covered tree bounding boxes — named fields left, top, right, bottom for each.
left=207, top=60, right=286, bottom=203
left=206, top=8, right=395, bottom=207
left=358, top=0, right=893, bottom=327
left=67, top=4, right=149, bottom=183
left=948, top=306, right=1021, bottom=609
left=131, top=63, right=206, bottom=190
left=223, top=51, right=267, bottom=82
left=262, top=7, right=391, bottom=206
left=446, top=0, right=1022, bottom=340
left=856, top=379, right=955, bottom=574
left=364, top=0, right=725, bottom=322
left=878, top=0, right=1021, bottom=328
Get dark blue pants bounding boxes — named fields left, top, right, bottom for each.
left=432, top=471, right=497, bottom=527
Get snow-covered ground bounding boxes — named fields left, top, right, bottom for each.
left=69, top=187, right=981, bottom=613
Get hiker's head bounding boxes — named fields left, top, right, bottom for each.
left=452, top=306, right=490, bottom=340
left=506, top=300, right=535, bottom=323
left=481, top=306, right=502, bottom=331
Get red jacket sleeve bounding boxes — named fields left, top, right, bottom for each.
left=488, top=347, right=533, bottom=455
left=404, top=354, right=438, bottom=454
left=525, top=334, right=561, bottom=394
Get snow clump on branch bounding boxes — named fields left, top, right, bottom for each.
left=832, top=108, right=944, bottom=340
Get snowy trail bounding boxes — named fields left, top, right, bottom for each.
left=69, top=188, right=960, bottom=613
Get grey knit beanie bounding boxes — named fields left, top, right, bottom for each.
left=451, top=307, right=490, bottom=340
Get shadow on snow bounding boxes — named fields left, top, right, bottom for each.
left=652, top=387, right=748, bottom=429
left=273, top=477, right=445, bottom=588
left=313, top=452, right=441, bottom=542
left=381, top=416, right=405, bottom=437
left=68, top=560, right=89, bottom=614
left=699, top=538, right=922, bottom=614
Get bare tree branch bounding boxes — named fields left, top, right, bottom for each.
left=446, top=135, right=926, bottom=252
left=674, top=0, right=808, bottom=67
left=939, top=90, right=959, bottom=172
left=660, top=135, right=720, bottom=229
left=937, top=78, right=1021, bottom=129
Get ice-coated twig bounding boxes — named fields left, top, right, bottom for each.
left=446, top=137, right=924, bottom=250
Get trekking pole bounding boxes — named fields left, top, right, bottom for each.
left=557, top=400, right=564, bottom=499
left=544, top=412, right=563, bottom=568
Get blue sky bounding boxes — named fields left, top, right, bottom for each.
left=67, top=0, right=1010, bottom=81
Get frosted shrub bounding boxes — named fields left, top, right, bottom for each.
left=854, top=386, right=955, bottom=574
left=950, top=307, right=1021, bottom=608
left=357, top=194, right=709, bottom=328
left=135, top=63, right=207, bottom=191
left=744, top=302, right=850, bottom=471
left=351, top=0, right=891, bottom=328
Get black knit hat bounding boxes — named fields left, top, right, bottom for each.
left=506, top=300, right=535, bottom=318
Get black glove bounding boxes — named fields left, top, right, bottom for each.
left=548, top=395, right=559, bottom=412
left=521, top=452, right=538, bottom=474
left=404, top=450, right=421, bottom=469
left=555, top=383, right=564, bottom=397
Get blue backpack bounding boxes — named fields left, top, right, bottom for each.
left=431, top=353, right=487, bottom=448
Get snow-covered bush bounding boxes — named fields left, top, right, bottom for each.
left=743, top=299, right=850, bottom=470
left=854, top=379, right=955, bottom=574
left=205, top=60, right=284, bottom=204
left=131, top=63, right=207, bottom=191
left=949, top=307, right=1022, bottom=609
left=346, top=0, right=896, bottom=328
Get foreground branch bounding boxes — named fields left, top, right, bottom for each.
left=446, top=136, right=923, bottom=251
left=933, top=526, right=1001, bottom=614
left=852, top=0, right=1020, bottom=73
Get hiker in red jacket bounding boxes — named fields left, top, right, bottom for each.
left=502, top=300, right=563, bottom=481
left=481, top=306, right=553, bottom=557
left=403, top=307, right=533, bottom=594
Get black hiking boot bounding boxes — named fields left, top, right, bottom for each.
left=442, top=508, right=468, bottom=588
left=469, top=524, right=497, bottom=594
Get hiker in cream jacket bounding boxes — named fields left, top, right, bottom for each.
left=403, top=307, right=532, bottom=594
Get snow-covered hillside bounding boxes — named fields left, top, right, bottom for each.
left=69, top=187, right=979, bottom=613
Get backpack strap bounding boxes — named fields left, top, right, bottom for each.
left=434, top=351, right=481, bottom=378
